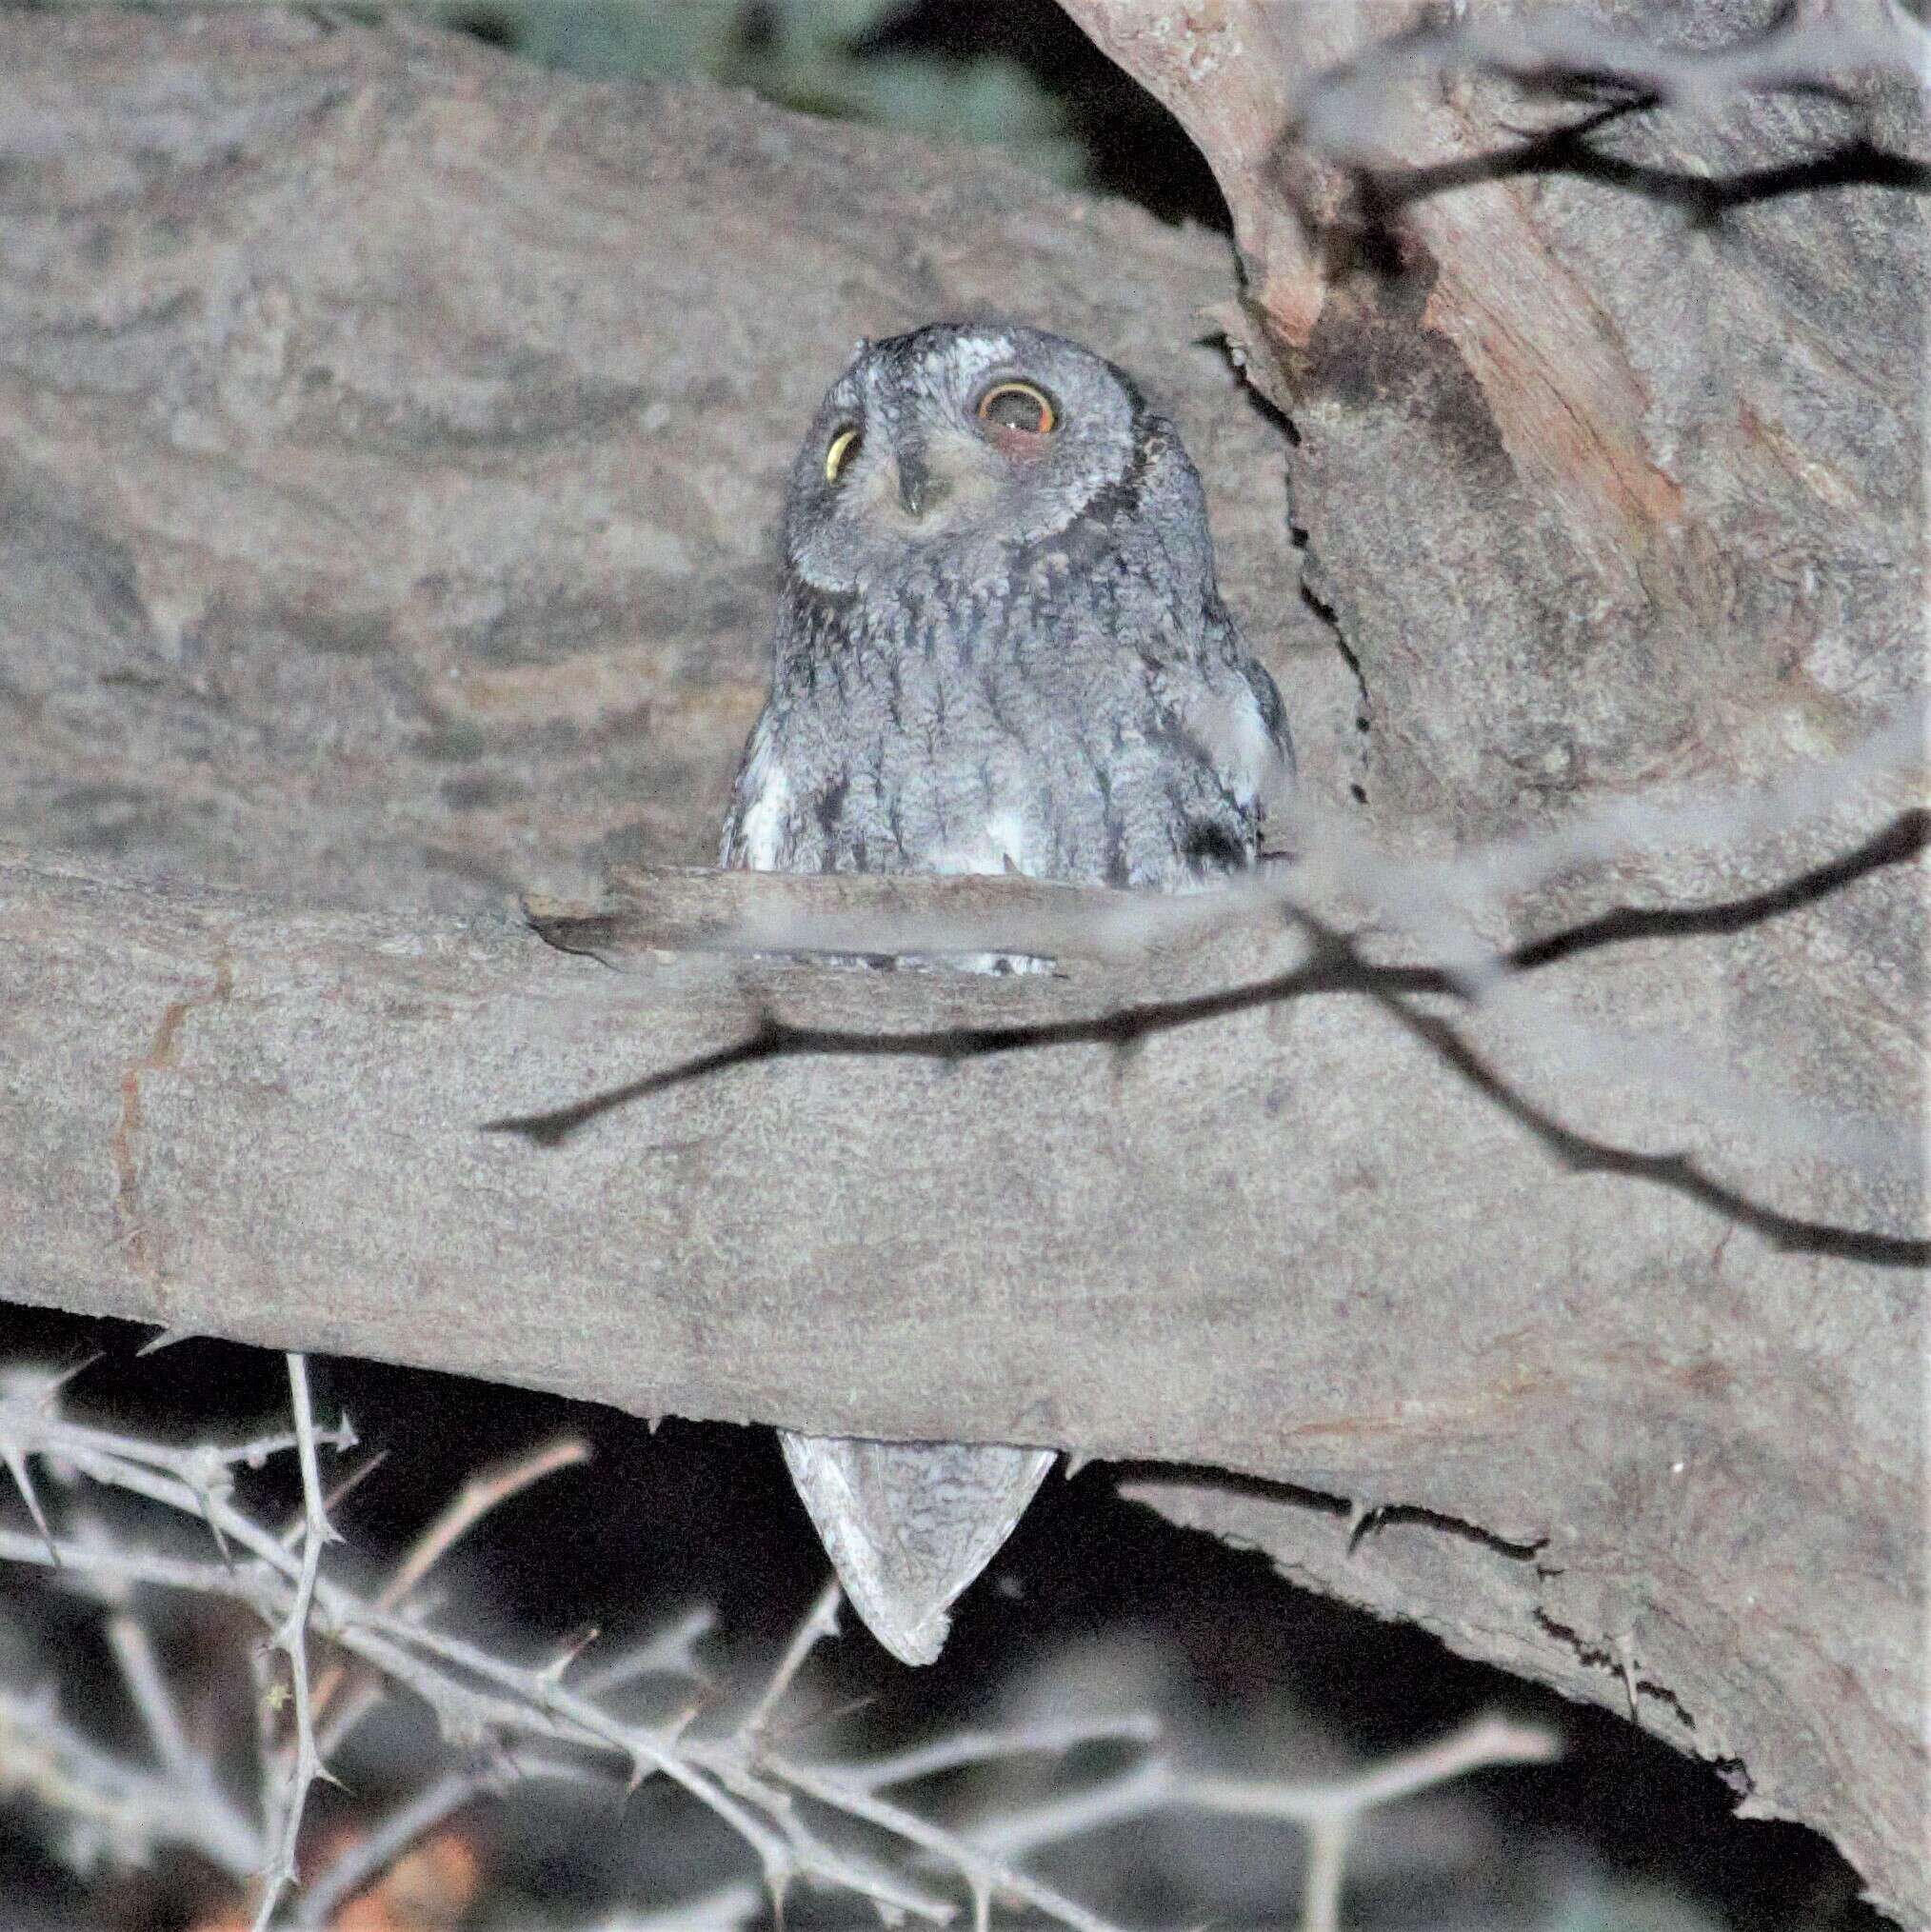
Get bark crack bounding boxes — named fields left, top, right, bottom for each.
left=1533, top=1606, right=1699, bottom=1736
left=1347, top=1498, right=1549, bottom=1562
left=1288, top=491, right=1374, bottom=808
left=110, top=946, right=233, bottom=1283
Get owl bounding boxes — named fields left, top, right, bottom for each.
left=721, top=323, right=1293, bottom=1665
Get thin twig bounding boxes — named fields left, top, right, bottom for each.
left=253, top=1353, right=334, bottom=1931
left=845, top=1713, right=1163, bottom=1791
left=292, top=1763, right=503, bottom=1930
left=381, top=1435, right=592, bottom=1613
left=106, top=1612, right=197, bottom=1789
left=743, top=1578, right=843, bottom=1741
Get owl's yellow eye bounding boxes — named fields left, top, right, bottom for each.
left=825, top=427, right=861, bottom=483
left=976, top=382, right=1057, bottom=436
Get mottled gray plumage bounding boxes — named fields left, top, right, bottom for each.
left=722, top=323, right=1292, bottom=1663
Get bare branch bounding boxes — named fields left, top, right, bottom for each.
left=253, top=1354, right=336, bottom=1931
left=1295, top=8, right=1929, bottom=169
left=291, top=1763, right=504, bottom=1931
left=105, top=1613, right=196, bottom=1794
left=963, top=1714, right=1560, bottom=1932
left=501, top=718, right=1927, bottom=1265
left=0, top=1676, right=264, bottom=1881
left=742, top=1578, right=844, bottom=1743
left=843, top=1713, right=1163, bottom=1793
left=0, top=1366, right=1563, bottom=1928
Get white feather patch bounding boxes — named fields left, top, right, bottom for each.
left=1226, top=686, right=1278, bottom=807
left=927, top=807, right=1034, bottom=879
left=735, top=749, right=792, bottom=870
left=1192, top=681, right=1286, bottom=812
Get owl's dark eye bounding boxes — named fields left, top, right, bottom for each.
left=825, top=426, right=861, bottom=484
left=975, top=382, right=1057, bottom=436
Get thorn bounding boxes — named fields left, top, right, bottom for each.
left=538, top=1623, right=602, bottom=1687
left=4, top=1445, right=58, bottom=1566
left=137, top=1327, right=200, bottom=1357
left=52, top=1351, right=106, bottom=1392
left=200, top=1493, right=235, bottom=1569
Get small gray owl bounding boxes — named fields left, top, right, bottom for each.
left=721, top=322, right=1292, bottom=1665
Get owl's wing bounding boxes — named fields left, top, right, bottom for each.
left=719, top=704, right=804, bottom=871
left=1208, top=604, right=1293, bottom=798
left=1162, top=611, right=1295, bottom=872
left=1236, top=646, right=1296, bottom=797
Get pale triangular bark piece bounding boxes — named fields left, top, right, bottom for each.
left=780, top=1432, right=1057, bottom=1665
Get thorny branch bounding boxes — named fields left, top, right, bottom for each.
left=962, top=1713, right=1560, bottom=1932
left=0, top=1359, right=1561, bottom=1928
left=254, top=1354, right=335, bottom=1931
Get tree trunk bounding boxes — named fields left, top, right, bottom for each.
left=0, top=8, right=1921, bottom=1918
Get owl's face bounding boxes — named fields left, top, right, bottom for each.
left=783, top=324, right=1145, bottom=593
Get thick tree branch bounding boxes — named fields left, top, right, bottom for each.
left=2, top=835, right=1922, bottom=1907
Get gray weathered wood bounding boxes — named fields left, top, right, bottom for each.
left=0, top=6, right=1922, bottom=1916
left=2, top=838, right=1922, bottom=1913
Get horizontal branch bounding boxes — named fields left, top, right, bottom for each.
left=2, top=827, right=1922, bottom=1917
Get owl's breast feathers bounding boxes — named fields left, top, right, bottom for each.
left=721, top=564, right=1289, bottom=891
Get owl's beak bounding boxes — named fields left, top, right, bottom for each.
left=894, top=444, right=947, bottom=520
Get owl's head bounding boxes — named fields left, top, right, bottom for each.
left=782, top=323, right=1181, bottom=593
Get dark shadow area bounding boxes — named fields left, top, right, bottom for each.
left=0, top=1306, right=1888, bottom=1930
left=439, top=0, right=1231, bottom=230
left=850, top=0, right=1229, bottom=228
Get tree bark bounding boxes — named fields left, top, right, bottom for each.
left=0, top=7, right=1922, bottom=1919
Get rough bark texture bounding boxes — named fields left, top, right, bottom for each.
left=0, top=8, right=1922, bottom=1919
